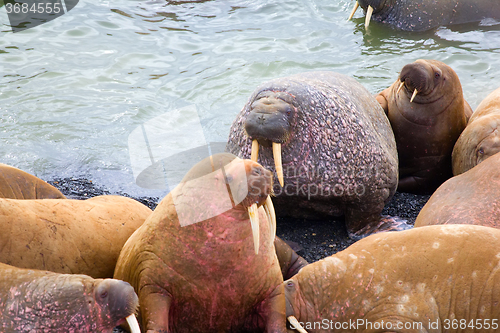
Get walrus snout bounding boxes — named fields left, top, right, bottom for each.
left=244, top=96, right=293, bottom=145
left=399, top=61, right=441, bottom=101
left=245, top=163, right=273, bottom=206
left=94, top=279, right=139, bottom=330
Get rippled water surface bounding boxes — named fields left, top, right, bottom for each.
left=1, top=0, right=500, bottom=197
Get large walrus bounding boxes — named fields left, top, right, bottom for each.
left=285, top=224, right=500, bottom=333
left=0, top=262, right=140, bottom=333
left=375, top=59, right=472, bottom=194
left=0, top=195, right=152, bottom=278
left=0, top=163, right=66, bottom=199
left=348, top=0, right=500, bottom=31
left=452, top=86, right=500, bottom=175
left=114, top=154, right=291, bottom=333
left=226, top=71, right=406, bottom=239
left=415, top=151, right=500, bottom=228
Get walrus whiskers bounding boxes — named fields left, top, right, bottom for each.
left=287, top=315, right=309, bottom=333
left=126, top=314, right=141, bottom=333
left=248, top=203, right=260, bottom=254
left=365, top=5, right=373, bottom=28
left=410, top=89, right=418, bottom=103
left=272, top=142, right=284, bottom=187
left=251, top=139, right=259, bottom=162
left=348, top=1, right=359, bottom=20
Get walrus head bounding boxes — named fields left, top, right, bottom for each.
left=349, top=0, right=386, bottom=28
left=173, top=153, right=276, bottom=254
left=92, top=279, right=140, bottom=332
left=452, top=115, right=500, bottom=175
left=244, top=91, right=297, bottom=187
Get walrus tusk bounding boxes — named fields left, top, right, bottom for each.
left=347, top=1, right=359, bottom=20
left=410, top=89, right=418, bottom=103
left=272, top=142, right=284, bottom=187
left=365, top=5, right=373, bottom=29
left=248, top=203, right=260, bottom=255
left=126, top=314, right=141, bottom=333
left=251, top=139, right=259, bottom=162
left=288, top=315, right=309, bottom=333
left=263, top=195, right=276, bottom=238
left=397, top=81, right=405, bottom=94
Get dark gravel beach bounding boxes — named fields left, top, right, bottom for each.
left=48, top=177, right=430, bottom=332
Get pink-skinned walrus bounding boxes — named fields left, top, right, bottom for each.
left=0, top=163, right=65, bottom=199
left=0, top=262, right=140, bottom=333
left=414, top=151, right=500, bottom=229
left=0, top=195, right=152, bottom=278
left=452, top=86, right=500, bottom=176
left=114, top=153, right=290, bottom=333
left=285, top=224, right=500, bottom=333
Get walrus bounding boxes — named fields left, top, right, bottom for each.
left=375, top=59, right=472, bottom=194
left=0, top=195, right=152, bottom=278
left=414, top=151, right=500, bottom=228
left=348, top=0, right=500, bottom=31
left=285, top=224, right=500, bottom=333
left=114, top=153, right=291, bottom=333
left=0, top=163, right=66, bottom=199
left=226, top=71, right=406, bottom=239
left=0, top=262, right=140, bottom=333
left=452, top=86, right=500, bottom=175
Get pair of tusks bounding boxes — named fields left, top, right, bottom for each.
left=347, top=1, right=373, bottom=29
left=288, top=315, right=309, bottom=333
left=251, top=139, right=284, bottom=187
left=397, top=81, right=418, bottom=102
left=248, top=195, right=276, bottom=255
left=126, top=314, right=141, bottom=333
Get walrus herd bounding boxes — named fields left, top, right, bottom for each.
left=3, top=10, right=500, bottom=333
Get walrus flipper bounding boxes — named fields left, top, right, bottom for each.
left=139, top=284, right=172, bottom=333
left=346, top=206, right=412, bottom=240
left=248, top=283, right=287, bottom=333
left=274, top=237, right=308, bottom=280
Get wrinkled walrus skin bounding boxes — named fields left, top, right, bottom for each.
left=0, top=195, right=152, bottom=278
left=227, top=71, right=403, bottom=239
left=114, top=154, right=288, bottom=333
left=375, top=59, right=472, bottom=194
left=415, top=152, right=500, bottom=229
left=0, top=262, right=139, bottom=333
left=452, top=86, right=500, bottom=176
left=0, top=163, right=66, bottom=199
left=285, top=224, right=500, bottom=333
left=355, top=0, right=500, bottom=32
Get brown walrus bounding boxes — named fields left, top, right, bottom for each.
left=227, top=71, right=406, bottom=239
left=0, top=195, right=152, bottom=278
left=375, top=59, right=472, bottom=194
left=452, top=86, right=500, bottom=175
left=0, top=163, right=65, bottom=199
left=285, top=224, right=500, bottom=333
left=414, top=151, right=500, bottom=228
left=114, top=153, right=290, bottom=333
left=0, top=262, right=140, bottom=333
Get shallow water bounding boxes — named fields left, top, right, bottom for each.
left=1, top=0, right=500, bottom=198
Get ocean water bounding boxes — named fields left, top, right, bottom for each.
left=1, top=0, right=499, bottom=199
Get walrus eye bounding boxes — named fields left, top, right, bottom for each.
left=434, top=72, right=440, bottom=78
left=100, top=291, right=108, bottom=299
left=252, top=168, right=262, bottom=176
left=478, top=147, right=485, bottom=155
left=285, top=280, right=295, bottom=289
